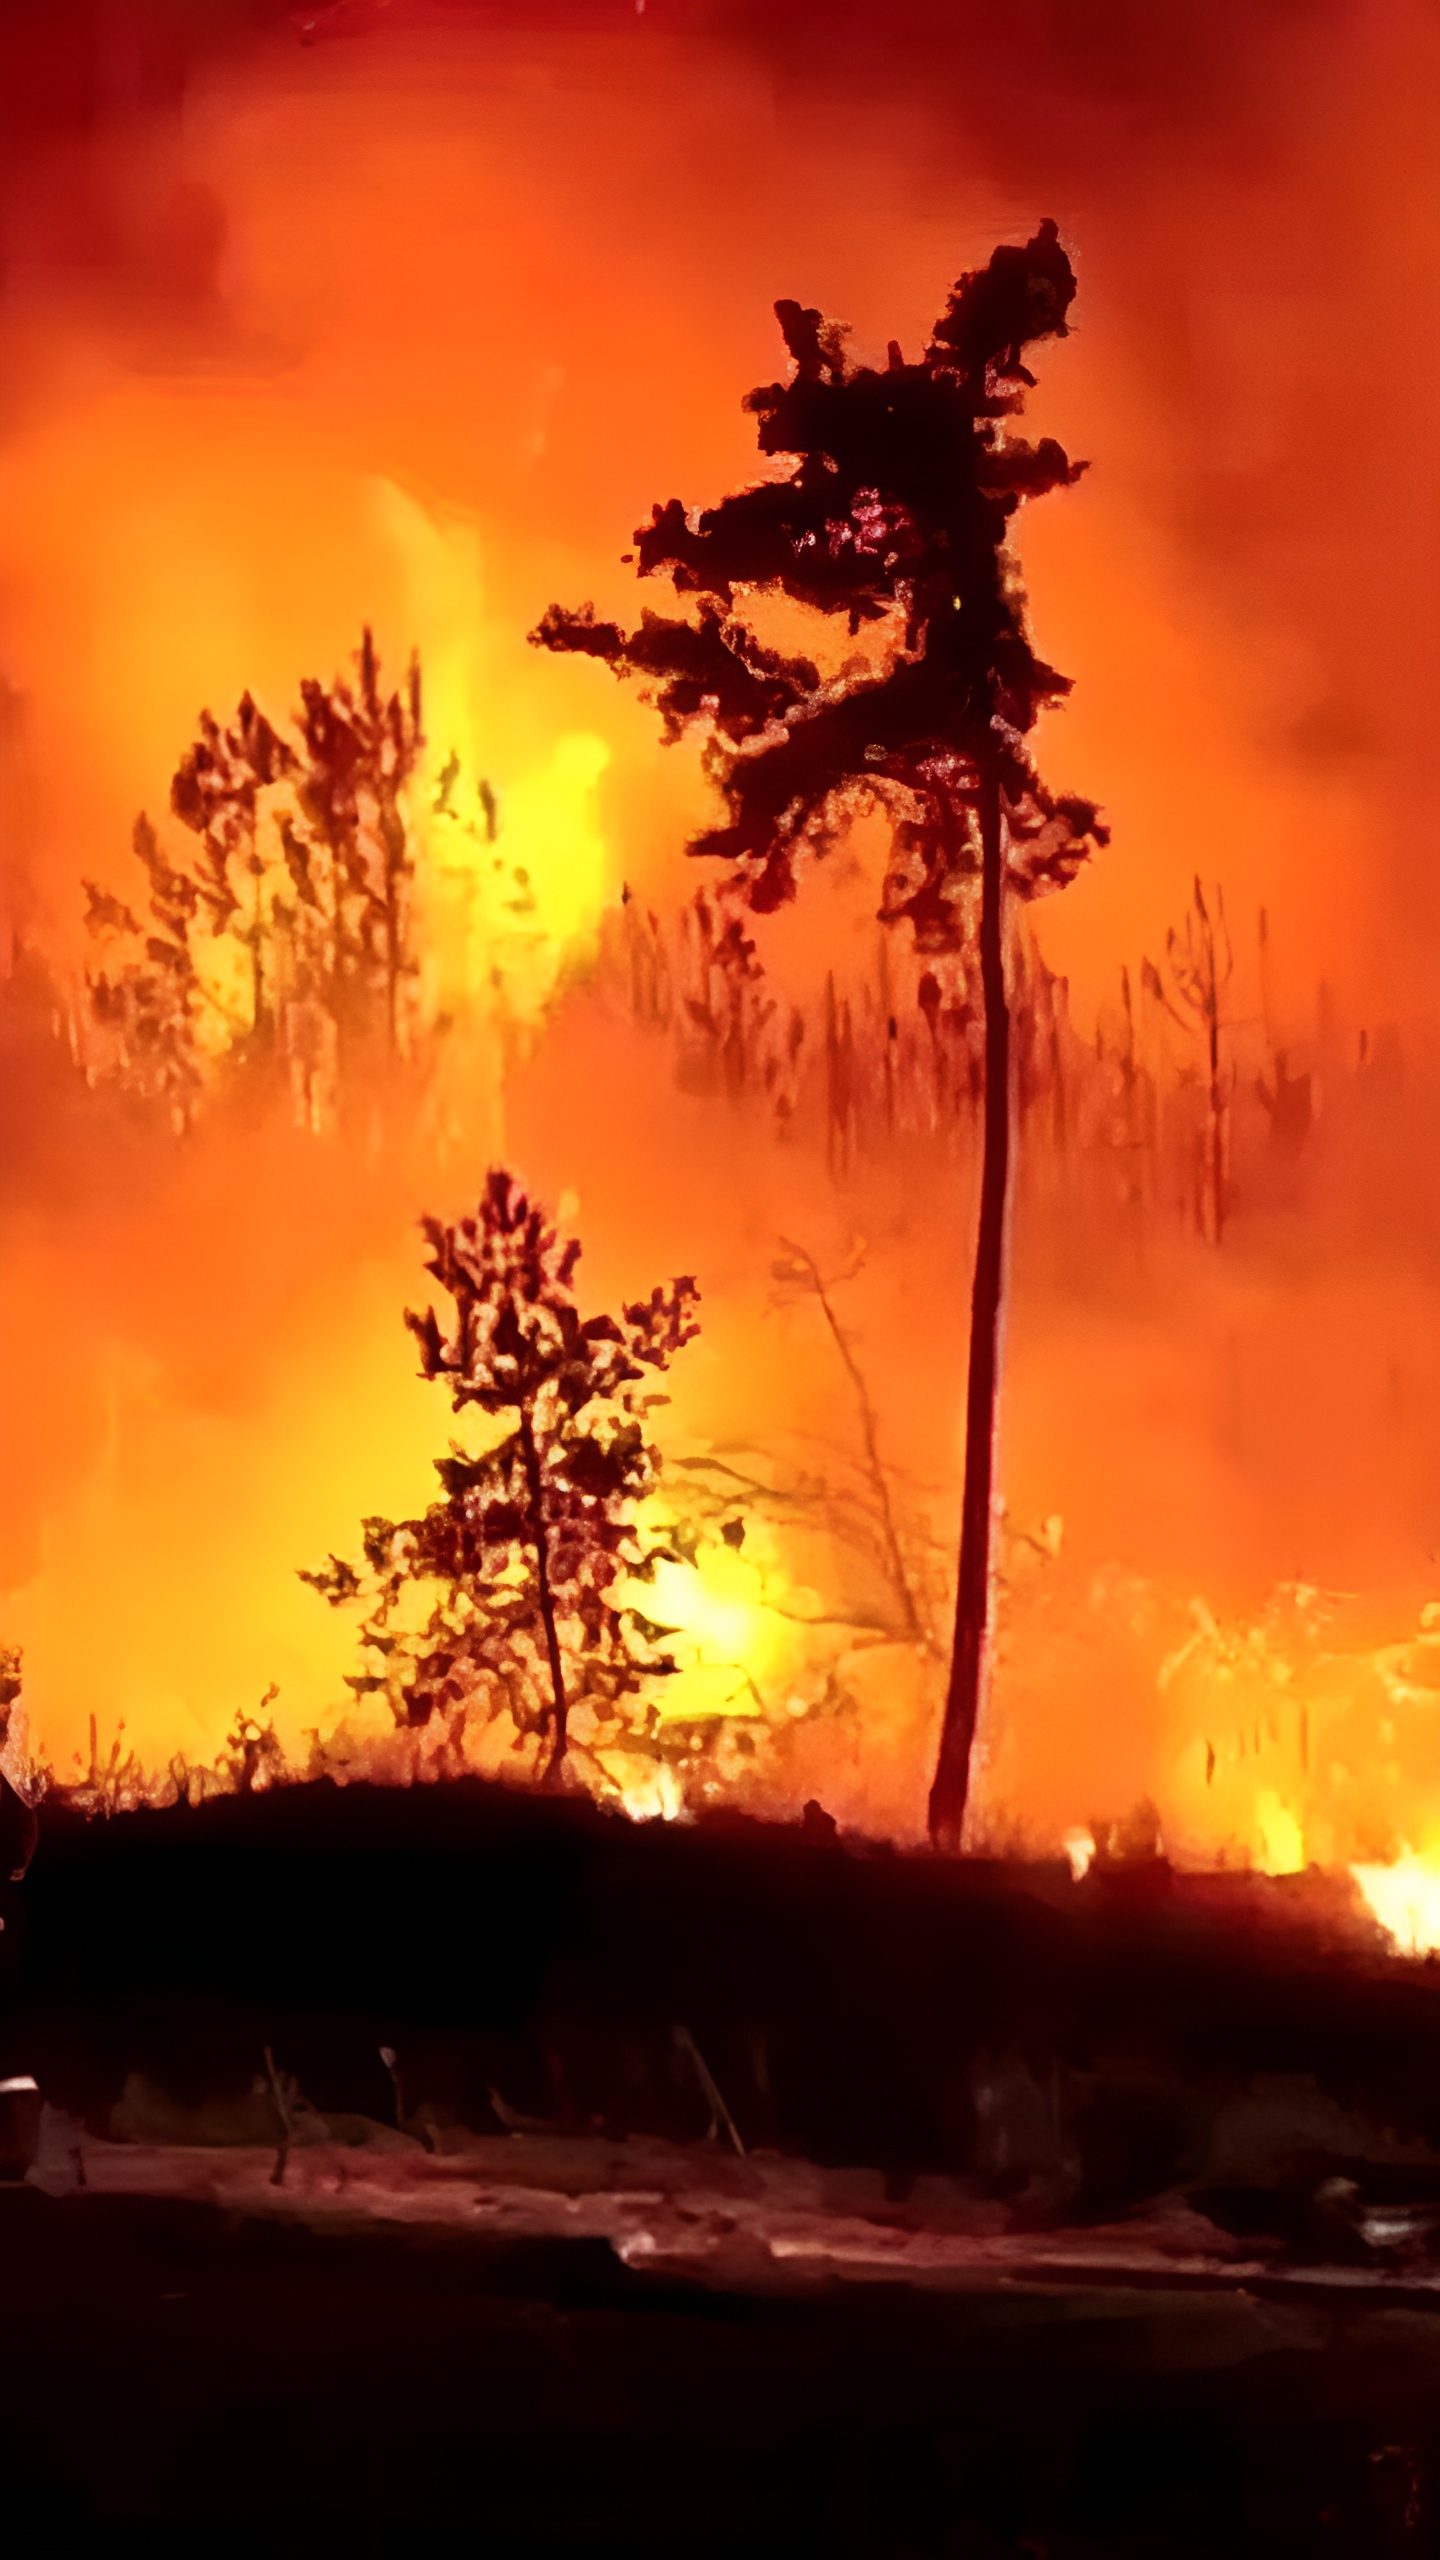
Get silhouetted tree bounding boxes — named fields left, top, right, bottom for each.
left=533, top=221, right=1106, bottom=1848
left=1145, top=877, right=1233, bottom=1245
left=1095, top=962, right=1155, bottom=1215
left=84, top=631, right=434, bottom=1122
left=169, top=691, right=298, bottom=1044
left=677, top=886, right=776, bottom=1100
left=302, top=1170, right=701, bottom=1784
left=83, top=816, right=209, bottom=1129
left=281, top=627, right=425, bottom=1060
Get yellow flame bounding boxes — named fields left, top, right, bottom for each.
left=589, top=1750, right=685, bottom=1824
left=611, top=1519, right=833, bottom=1728
left=1254, top=1790, right=1306, bottom=1875
left=637, top=1545, right=779, bottom=1721
left=376, top=473, right=613, bottom=1024
left=1351, top=1849, right=1440, bottom=1956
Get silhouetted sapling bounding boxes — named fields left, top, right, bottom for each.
left=302, top=1170, right=701, bottom=1785
left=533, top=220, right=1106, bottom=1849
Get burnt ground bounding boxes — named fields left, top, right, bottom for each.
left=4, top=1776, right=1440, bottom=2552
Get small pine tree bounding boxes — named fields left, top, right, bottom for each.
left=302, top=1170, right=701, bottom=1784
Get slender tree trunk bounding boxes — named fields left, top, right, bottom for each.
left=929, top=748, right=1011, bottom=1852
left=1208, top=1004, right=1225, bottom=1245
left=248, top=817, right=266, bottom=1044
left=371, top=789, right=406, bottom=1059
left=518, top=1407, right=569, bottom=1784
left=385, top=907, right=400, bottom=1055
left=383, top=816, right=403, bottom=1057
left=326, top=834, right=347, bottom=1100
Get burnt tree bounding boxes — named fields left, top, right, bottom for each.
left=302, top=1170, right=700, bottom=1786
left=533, top=221, right=1106, bottom=1848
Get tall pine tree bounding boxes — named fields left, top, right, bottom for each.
left=534, top=221, right=1106, bottom=1847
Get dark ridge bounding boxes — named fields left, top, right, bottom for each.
left=8, top=1772, right=1434, bottom=2183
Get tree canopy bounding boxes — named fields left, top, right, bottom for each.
left=533, top=219, right=1108, bottom=945
left=83, top=629, right=429, bottom=1125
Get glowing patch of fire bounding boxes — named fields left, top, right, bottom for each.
left=1350, top=1851, right=1440, bottom=1958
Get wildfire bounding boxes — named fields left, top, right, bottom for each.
left=949, top=1545, right=1440, bottom=1936
left=1, top=1, right=1434, bottom=1894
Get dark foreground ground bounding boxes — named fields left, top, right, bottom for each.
left=4, top=2166, right=1440, bottom=2557
left=5, top=1775, right=1440, bottom=2553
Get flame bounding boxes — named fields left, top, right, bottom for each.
left=623, top=1528, right=820, bottom=1725
left=1350, top=1852, right=1440, bottom=1958
left=373, top=475, right=617, bottom=1029
left=971, top=1566, right=1440, bottom=1900
left=645, top=1550, right=772, bottom=1721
